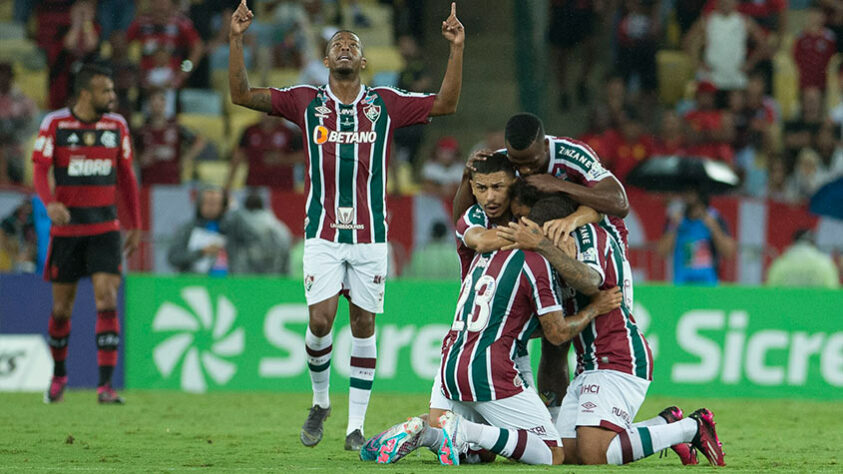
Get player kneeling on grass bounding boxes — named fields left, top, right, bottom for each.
left=497, top=194, right=726, bottom=466
left=362, top=247, right=623, bottom=465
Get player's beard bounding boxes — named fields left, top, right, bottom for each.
left=333, top=65, right=354, bottom=78
left=93, top=100, right=114, bottom=116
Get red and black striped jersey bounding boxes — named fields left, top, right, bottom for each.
left=32, top=108, right=137, bottom=237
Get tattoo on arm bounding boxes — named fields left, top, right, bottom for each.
left=537, top=239, right=601, bottom=295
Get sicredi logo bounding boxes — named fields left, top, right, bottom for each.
left=312, top=125, right=377, bottom=145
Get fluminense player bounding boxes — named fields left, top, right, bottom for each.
left=228, top=0, right=464, bottom=450
left=34, top=64, right=141, bottom=404
left=497, top=195, right=726, bottom=467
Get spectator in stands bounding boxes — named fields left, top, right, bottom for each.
left=674, top=0, right=708, bottom=38
left=601, top=106, right=656, bottom=183
left=298, top=26, right=338, bottom=86
left=0, top=63, right=37, bottom=185
left=787, top=148, right=830, bottom=202
left=126, top=0, right=204, bottom=112
left=767, top=229, right=840, bottom=288
left=822, top=0, right=843, bottom=52
left=578, top=105, right=612, bottom=159
left=615, top=0, right=660, bottom=107
left=167, top=186, right=258, bottom=276
left=0, top=197, right=37, bottom=273
left=603, top=73, right=629, bottom=130
left=135, top=89, right=207, bottom=185
left=686, top=0, right=768, bottom=94
left=230, top=192, right=293, bottom=275
left=657, top=187, right=736, bottom=285
left=187, top=0, right=233, bottom=89
left=793, top=4, right=837, bottom=93
left=48, top=0, right=100, bottom=109
left=765, top=153, right=790, bottom=201
left=95, top=0, right=135, bottom=56
left=653, top=110, right=688, bottom=155
left=683, top=80, right=735, bottom=163
left=264, top=0, right=314, bottom=69
left=469, top=127, right=506, bottom=155
left=403, top=221, right=460, bottom=279
left=225, top=116, right=304, bottom=191
left=421, top=136, right=464, bottom=199
left=815, top=121, right=843, bottom=178
left=393, top=34, right=433, bottom=165
left=784, top=87, right=826, bottom=164
left=548, top=0, right=601, bottom=110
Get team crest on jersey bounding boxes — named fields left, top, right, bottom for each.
left=83, top=132, right=97, bottom=146
left=304, top=274, right=314, bottom=292
left=364, top=105, right=381, bottom=123
left=314, top=105, right=331, bottom=118
left=101, top=130, right=117, bottom=148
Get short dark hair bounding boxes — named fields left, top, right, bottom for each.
left=244, top=192, right=264, bottom=211
left=505, top=113, right=544, bottom=151
left=325, top=30, right=363, bottom=55
left=510, top=179, right=551, bottom=208
left=527, top=195, right=579, bottom=226
left=74, top=64, right=112, bottom=95
left=471, top=151, right=514, bottom=178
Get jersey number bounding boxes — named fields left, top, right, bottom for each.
left=452, top=274, right=495, bottom=332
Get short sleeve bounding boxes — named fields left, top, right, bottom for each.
left=374, top=87, right=436, bottom=129
left=31, top=114, right=56, bottom=165
left=522, top=251, right=563, bottom=316
left=270, top=86, right=317, bottom=126
left=455, top=204, right=489, bottom=244
left=574, top=224, right=606, bottom=287
left=549, top=137, right=615, bottom=187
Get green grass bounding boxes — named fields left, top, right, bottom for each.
left=0, top=391, right=841, bottom=472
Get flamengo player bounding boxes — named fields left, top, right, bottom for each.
left=498, top=196, right=726, bottom=466
left=33, top=64, right=141, bottom=404
left=228, top=0, right=464, bottom=449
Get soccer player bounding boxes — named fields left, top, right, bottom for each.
left=228, top=0, right=465, bottom=450
left=33, top=64, right=141, bottom=404
left=497, top=195, right=726, bottom=467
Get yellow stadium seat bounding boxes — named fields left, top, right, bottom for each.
left=179, top=114, right=226, bottom=156
left=13, top=66, right=48, bottom=109
left=826, top=54, right=841, bottom=111
left=773, top=50, right=799, bottom=121
left=266, top=68, right=300, bottom=89
left=364, top=46, right=402, bottom=75
left=656, top=50, right=695, bottom=106
left=228, top=110, right=264, bottom=151
left=195, top=161, right=230, bottom=187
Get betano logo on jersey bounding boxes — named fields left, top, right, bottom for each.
left=67, top=158, right=112, bottom=176
left=312, top=125, right=377, bottom=145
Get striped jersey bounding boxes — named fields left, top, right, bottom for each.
left=31, top=108, right=137, bottom=237
left=270, top=84, right=435, bottom=244
left=455, top=204, right=491, bottom=280
left=511, top=135, right=630, bottom=254
left=564, top=223, right=653, bottom=380
left=440, top=249, right=562, bottom=402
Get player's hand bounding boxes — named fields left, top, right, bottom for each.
left=46, top=202, right=71, bottom=225
left=441, top=2, right=465, bottom=46
left=123, top=229, right=141, bottom=258
left=230, top=0, right=254, bottom=38
left=524, top=174, right=562, bottom=193
left=590, top=286, right=623, bottom=315
left=543, top=216, right=577, bottom=247
left=559, top=236, right=577, bottom=259
left=464, top=148, right=494, bottom=176
left=497, top=217, right=545, bottom=251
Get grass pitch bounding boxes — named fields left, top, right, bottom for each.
left=1, top=391, right=841, bottom=472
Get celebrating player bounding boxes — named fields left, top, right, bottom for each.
left=498, top=195, right=726, bottom=467
left=33, top=64, right=141, bottom=404
left=228, top=0, right=464, bottom=450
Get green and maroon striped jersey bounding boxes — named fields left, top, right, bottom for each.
left=440, top=249, right=562, bottom=402
left=270, top=84, right=435, bottom=243
left=564, top=223, right=653, bottom=380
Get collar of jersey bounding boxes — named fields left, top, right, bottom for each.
left=325, top=83, right=366, bottom=107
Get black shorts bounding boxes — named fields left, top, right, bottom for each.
left=46, top=231, right=122, bottom=283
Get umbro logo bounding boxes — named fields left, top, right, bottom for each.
left=581, top=402, right=597, bottom=411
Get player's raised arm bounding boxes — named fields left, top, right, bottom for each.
left=538, top=287, right=622, bottom=345
left=430, top=2, right=464, bottom=116
left=228, top=0, right=272, bottom=112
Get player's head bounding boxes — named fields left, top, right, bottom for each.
left=74, top=64, right=116, bottom=116
left=510, top=179, right=553, bottom=220
left=470, top=152, right=516, bottom=220
left=323, top=30, right=366, bottom=77
left=527, top=195, right=579, bottom=226
left=147, top=88, right=167, bottom=118
left=505, top=113, right=549, bottom=176
left=196, top=186, right=228, bottom=221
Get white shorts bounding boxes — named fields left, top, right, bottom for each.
left=302, top=239, right=388, bottom=314
left=556, top=369, right=650, bottom=439
left=429, top=372, right=560, bottom=448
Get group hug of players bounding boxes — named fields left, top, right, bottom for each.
left=354, top=114, right=727, bottom=467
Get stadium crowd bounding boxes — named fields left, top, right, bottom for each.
left=0, top=0, right=840, bottom=283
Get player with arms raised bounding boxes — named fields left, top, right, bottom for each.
left=228, top=0, right=465, bottom=450
left=34, top=64, right=141, bottom=405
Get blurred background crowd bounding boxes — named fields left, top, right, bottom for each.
left=0, top=0, right=840, bottom=286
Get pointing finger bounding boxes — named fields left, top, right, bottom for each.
left=451, top=2, right=456, bottom=17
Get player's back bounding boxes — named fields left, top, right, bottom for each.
left=564, top=223, right=652, bottom=380
left=440, top=248, right=561, bottom=402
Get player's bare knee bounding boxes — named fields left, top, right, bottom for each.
left=51, top=303, right=73, bottom=320
left=349, top=313, right=375, bottom=337
left=551, top=446, right=565, bottom=465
